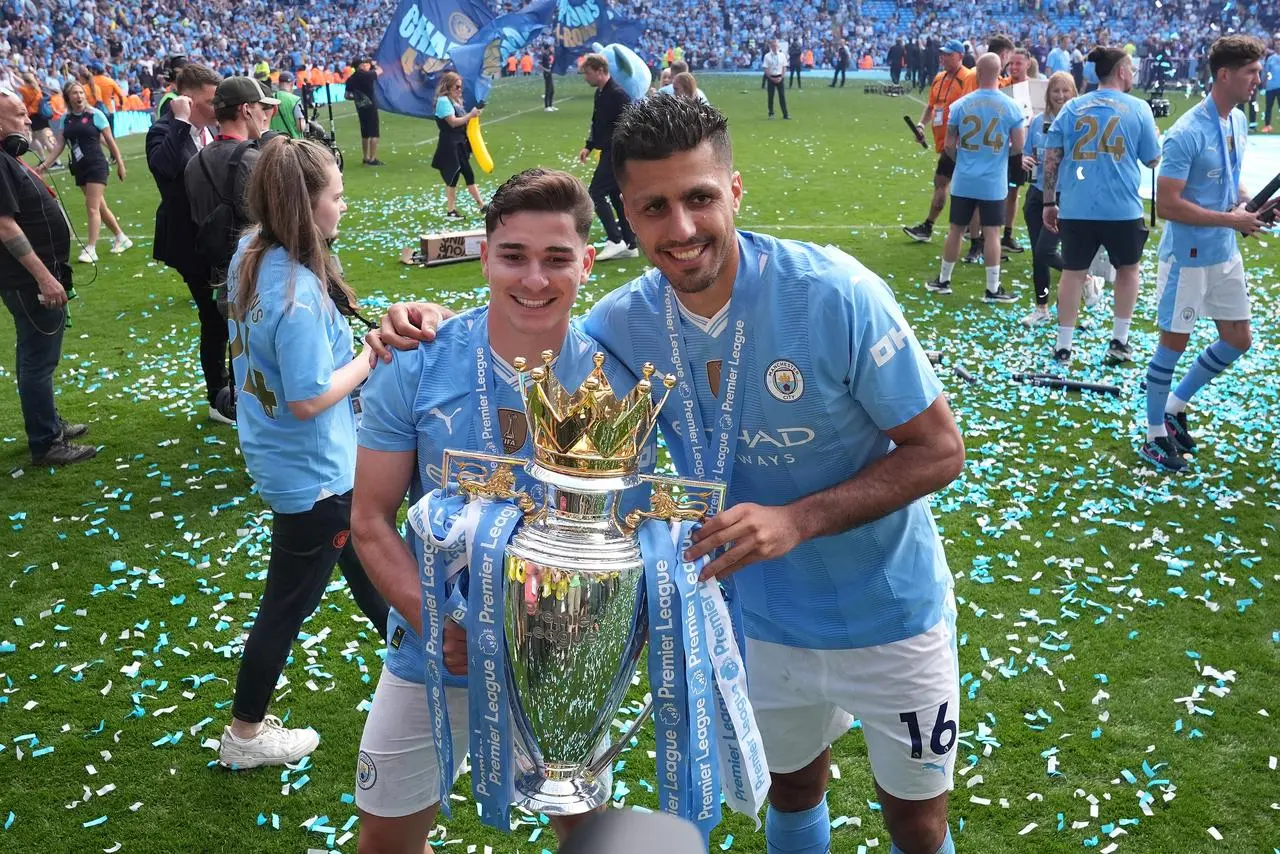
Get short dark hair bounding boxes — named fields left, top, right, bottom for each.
left=214, top=103, right=244, bottom=123
left=987, top=34, right=1015, bottom=54
left=1088, top=46, right=1129, bottom=80
left=175, top=63, right=220, bottom=93
left=669, top=60, right=689, bottom=75
left=610, top=94, right=732, bottom=180
left=1209, top=35, right=1266, bottom=77
left=484, top=168, right=593, bottom=241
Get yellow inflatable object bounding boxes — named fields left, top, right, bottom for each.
left=467, top=117, right=494, bottom=174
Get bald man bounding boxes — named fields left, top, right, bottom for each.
left=927, top=53, right=1025, bottom=303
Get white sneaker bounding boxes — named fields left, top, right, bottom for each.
left=77, top=247, right=97, bottom=264
left=218, top=716, right=319, bottom=769
left=1020, top=306, right=1052, bottom=326
left=617, top=244, right=639, bottom=259
left=595, top=240, right=628, bottom=261
left=544, top=106, right=555, bottom=112
left=110, top=235, right=133, bottom=254
left=1083, top=275, right=1104, bottom=307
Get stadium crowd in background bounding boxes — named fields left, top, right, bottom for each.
left=3, top=0, right=1279, bottom=119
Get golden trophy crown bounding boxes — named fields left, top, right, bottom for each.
left=514, top=350, right=675, bottom=478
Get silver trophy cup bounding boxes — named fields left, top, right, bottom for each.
left=443, top=352, right=721, bottom=815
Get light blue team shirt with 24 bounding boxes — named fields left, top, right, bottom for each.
left=583, top=231, right=953, bottom=651
left=225, top=243, right=357, bottom=514
left=1046, top=89, right=1161, bottom=220
left=947, top=88, right=1026, bottom=201
left=1156, top=99, right=1247, bottom=268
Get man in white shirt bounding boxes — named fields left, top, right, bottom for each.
left=764, top=40, right=790, bottom=119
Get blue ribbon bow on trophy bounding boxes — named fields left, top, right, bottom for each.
left=406, top=351, right=770, bottom=838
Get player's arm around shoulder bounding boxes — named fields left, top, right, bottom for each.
left=688, top=262, right=964, bottom=583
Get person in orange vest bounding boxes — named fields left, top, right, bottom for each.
left=803, top=49, right=814, bottom=69
left=17, top=72, right=56, bottom=160
left=505, top=54, right=518, bottom=77
left=90, top=63, right=125, bottom=134
left=664, top=47, right=675, bottom=67
left=519, top=52, right=534, bottom=76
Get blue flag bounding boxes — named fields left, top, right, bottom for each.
left=451, top=0, right=557, bottom=109
left=374, top=0, right=496, bottom=118
left=552, top=0, right=647, bottom=74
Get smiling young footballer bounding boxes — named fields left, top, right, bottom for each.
left=588, top=96, right=965, bottom=854
left=350, top=169, right=614, bottom=852
left=1142, top=36, right=1271, bottom=472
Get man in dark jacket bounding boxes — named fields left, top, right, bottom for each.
left=888, top=38, right=905, bottom=84
left=0, top=88, right=94, bottom=465
left=144, top=63, right=232, bottom=424
left=830, top=39, right=850, bottom=87
left=577, top=53, right=636, bottom=260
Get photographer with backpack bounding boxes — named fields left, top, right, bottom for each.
left=184, top=77, right=279, bottom=423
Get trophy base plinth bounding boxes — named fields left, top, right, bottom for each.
left=512, top=770, right=609, bottom=816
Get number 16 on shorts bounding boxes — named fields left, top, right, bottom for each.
left=899, top=701, right=957, bottom=761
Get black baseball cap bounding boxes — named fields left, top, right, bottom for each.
left=213, top=76, right=280, bottom=109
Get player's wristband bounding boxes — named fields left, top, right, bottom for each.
left=1043, top=201, right=1058, bottom=208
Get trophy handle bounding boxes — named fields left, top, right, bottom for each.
left=586, top=698, right=653, bottom=779
left=443, top=449, right=541, bottom=521
left=618, top=476, right=726, bottom=535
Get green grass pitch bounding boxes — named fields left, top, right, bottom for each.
left=0, top=74, right=1277, bottom=853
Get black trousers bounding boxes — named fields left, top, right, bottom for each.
left=232, top=491, right=389, bottom=724
left=544, top=72, right=555, bottom=107
left=831, top=64, right=847, bottom=86
left=1022, top=186, right=1064, bottom=306
left=184, top=269, right=229, bottom=405
left=789, top=65, right=802, bottom=88
left=589, top=158, right=635, bottom=246
left=1266, top=89, right=1280, bottom=126
left=890, top=65, right=901, bottom=84
left=766, top=78, right=789, bottom=117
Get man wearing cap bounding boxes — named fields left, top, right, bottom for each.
left=904, top=39, right=976, bottom=243
left=269, top=71, right=307, bottom=138
left=184, top=77, right=277, bottom=299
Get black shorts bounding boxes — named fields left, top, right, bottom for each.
left=72, top=159, right=109, bottom=187
left=1007, top=154, right=1027, bottom=188
left=29, top=112, right=50, bottom=132
left=949, top=195, right=1004, bottom=227
left=935, top=152, right=956, bottom=179
left=1059, top=218, right=1148, bottom=270
left=357, top=106, right=379, bottom=139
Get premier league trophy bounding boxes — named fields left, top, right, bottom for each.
left=439, top=351, right=725, bottom=817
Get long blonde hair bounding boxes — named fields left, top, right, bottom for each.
left=1044, top=71, right=1077, bottom=119
left=232, top=136, right=355, bottom=322
left=435, top=71, right=461, bottom=102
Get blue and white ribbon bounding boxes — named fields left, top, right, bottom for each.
left=467, top=500, right=522, bottom=830
left=639, top=519, right=769, bottom=839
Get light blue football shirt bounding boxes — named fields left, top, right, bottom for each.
left=1264, top=55, right=1280, bottom=91
left=1026, top=111, right=1052, bottom=192
left=225, top=244, right=357, bottom=514
left=1046, top=89, right=1161, bottom=220
left=357, top=307, right=634, bottom=685
left=584, top=231, right=953, bottom=651
left=948, top=88, right=1025, bottom=201
left=1156, top=99, right=1246, bottom=268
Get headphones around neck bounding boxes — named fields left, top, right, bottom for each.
left=3, top=132, right=30, bottom=158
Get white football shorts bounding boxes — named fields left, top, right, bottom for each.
left=745, top=603, right=960, bottom=801
left=1155, top=253, right=1249, bottom=334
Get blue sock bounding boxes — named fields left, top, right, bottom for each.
left=1172, top=339, right=1244, bottom=405
left=890, top=826, right=955, bottom=854
left=766, top=797, right=831, bottom=854
left=1145, top=345, right=1181, bottom=434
